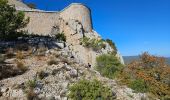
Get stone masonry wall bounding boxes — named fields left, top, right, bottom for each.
left=60, top=3, right=92, bottom=32
left=24, top=11, right=60, bottom=35
left=22, top=3, right=92, bottom=36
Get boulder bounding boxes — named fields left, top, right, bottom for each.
left=54, top=42, right=65, bottom=49
left=69, top=69, right=78, bottom=78
left=63, top=63, right=72, bottom=71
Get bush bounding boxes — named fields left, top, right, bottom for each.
left=119, top=52, right=170, bottom=99
left=55, top=33, right=66, bottom=42
left=129, top=79, right=148, bottom=93
left=80, top=37, right=106, bottom=51
left=96, top=54, right=123, bottom=79
left=68, top=79, right=116, bottom=100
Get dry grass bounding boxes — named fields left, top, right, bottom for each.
left=16, top=51, right=24, bottom=59
left=37, top=70, right=47, bottom=79
left=16, top=61, right=28, bottom=72
left=47, top=57, right=59, bottom=65
left=25, top=87, right=38, bottom=100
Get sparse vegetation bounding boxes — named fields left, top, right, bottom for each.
left=38, top=70, right=47, bottom=79
left=47, top=58, right=59, bottom=65
left=96, top=54, right=123, bottom=79
left=16, top=51, right=24, bottom=59
left=55, top=33, right=66, bottom=42
left=80, top=37, right=106, bottom=51
left=26, top=80, right=36, bottom=89
left=68, top=79, right=116, bottom=100
left=16, top=61, right=28, bottom=72
left=25, top=80, right=38, bottom=100
left=26, top=89, right=38, bottom=100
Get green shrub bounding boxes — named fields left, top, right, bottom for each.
left=55, top=33, right=66, bottom=42
left=0, top=0, right=29, bottom=40
left=26, top=80, right=36, bottom=89
left=129, top=79, right=148, bottom=93
left=68, top=79, right=116, bottom=100
left=80, top=37, right=106, bottom=51
left=96, top=54, right=123, bottom=79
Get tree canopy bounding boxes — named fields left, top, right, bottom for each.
left=0, top=0, right=29, bottom=39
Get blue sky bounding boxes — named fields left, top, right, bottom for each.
left=24, top=0, right=170, bottom=57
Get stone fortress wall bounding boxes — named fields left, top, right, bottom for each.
left=20, top=3, right=93, bottom=35
left=24, top=11, right=60, bottom=35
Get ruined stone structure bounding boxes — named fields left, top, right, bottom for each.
left=8, top=0, right=124, bottom=65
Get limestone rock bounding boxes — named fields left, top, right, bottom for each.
left=69, top=69, right=78, bottom=78
left=67, top=19, right=84, bottom=37
left=10, top=89, right=24, bottom=98
left=54, top=42, right=65, bottom=49
left=63, top=63, right=72, bottom=71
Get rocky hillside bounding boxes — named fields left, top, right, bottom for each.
left=0, top=39, right=147, bottom=100
left=0, top=0, right=150, bottom=100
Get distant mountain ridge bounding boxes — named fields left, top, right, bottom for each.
left=123, top=56, right=170, bottom=65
